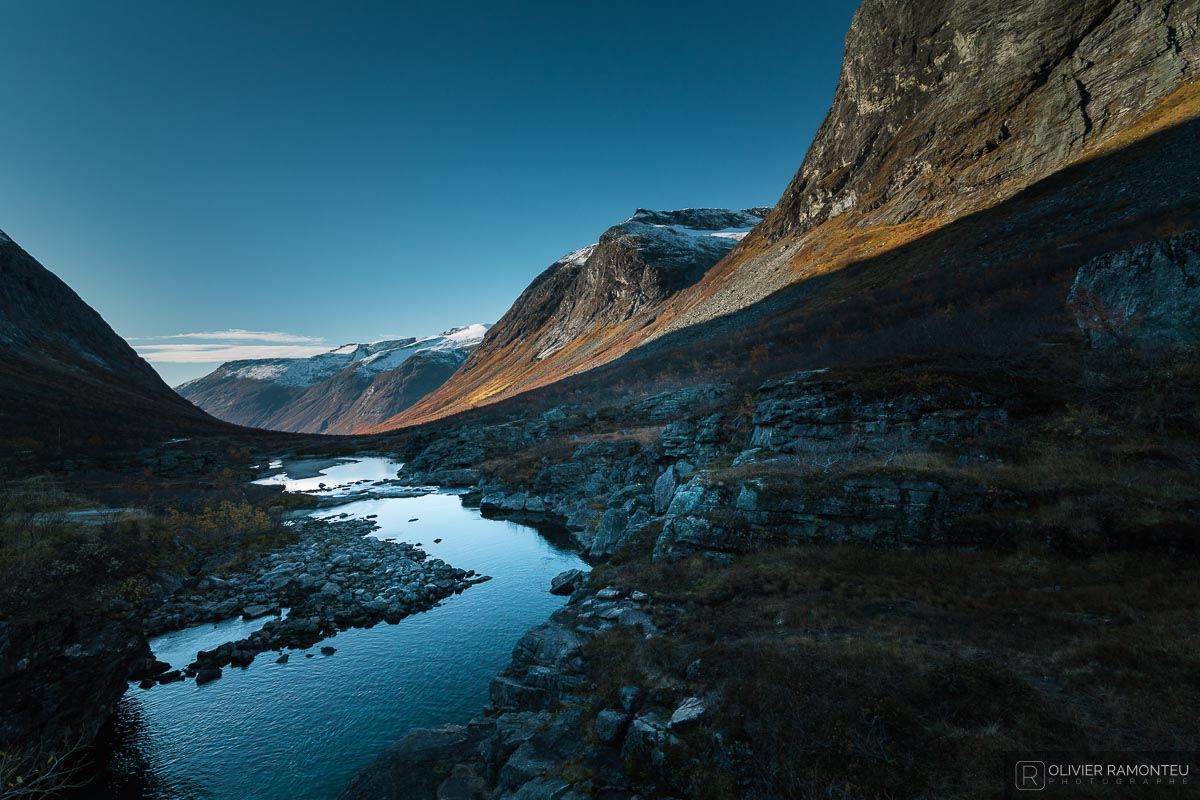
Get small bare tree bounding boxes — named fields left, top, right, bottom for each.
left=0, top=735, right=92, bottom=799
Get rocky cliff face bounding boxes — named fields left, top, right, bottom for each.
left=1068, top=228, right=1200, bottom=348
left=664, top=0, right=1200, bottom=335
left=382, top=0, right=1200, bottom=428
left=178, top=325, right=488, bottom=433
left=763, top=0, right=1198, bottom=240
left=382, top=209, right=767, bottom=428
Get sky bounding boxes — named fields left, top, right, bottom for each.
left=0, top=0, right=860, bottom=386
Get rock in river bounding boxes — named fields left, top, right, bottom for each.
left=549, top=569, right=585, bottom=596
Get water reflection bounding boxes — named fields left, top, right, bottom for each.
left=86, top=457, right=587, bottom=800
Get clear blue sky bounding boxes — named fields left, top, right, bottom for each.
left=0, top=0, right=860, bottom=386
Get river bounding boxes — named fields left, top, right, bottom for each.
left=85, top=456, right=587, bottom=799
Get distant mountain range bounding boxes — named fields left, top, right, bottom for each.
left=176, top=325, right=489, bottom=433
left=181, top=206, right=769, bottom=435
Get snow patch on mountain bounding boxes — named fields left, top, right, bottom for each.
left=354, top=324, right=490, bottom=376
left=647, top=224, right=755, bottom=241
left=558, top=244, right=598, bottom=267
left=208, top=326, right=490, bottom=387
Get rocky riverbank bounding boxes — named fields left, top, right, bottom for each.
left=347, top=307, right=1200, bottom=797
left=397, top=369, right=1011, bottom=564
left=141, top=512, right=487, bottom=686
left=341, top=578, right=678, bottom=800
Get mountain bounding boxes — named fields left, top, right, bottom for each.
left=383, top=0, right=1200, bottom=428
left=381, top=208, right=767, bottom=426
left=178, top=325, right=489, bottom=433
left=0, top=229, right=216, bottom=457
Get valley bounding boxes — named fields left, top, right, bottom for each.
left=2, top=1, right=1200, bottom=799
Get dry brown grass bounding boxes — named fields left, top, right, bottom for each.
left=584, top=545, right=1200, bottom=798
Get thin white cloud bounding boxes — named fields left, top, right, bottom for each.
left=129, top=328, right=332, bottom=364
left=128, top=329, right=326, bottom=344
left=136, top=343, right=333, bottom=363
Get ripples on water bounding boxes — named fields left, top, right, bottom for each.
left=85, top=457, right=588, bottom=800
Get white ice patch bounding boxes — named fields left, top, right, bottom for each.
left=558, top=244, right=597, bottom=266
left=234, top=364, right=288, bottom=381
left=649, top=224, right=755, bottom=241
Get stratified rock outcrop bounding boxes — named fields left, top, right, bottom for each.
left=762, top=0, right=1199, bottom=240
left=1068, top=229, right=1200, bottom=348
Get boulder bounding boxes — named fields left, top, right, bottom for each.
left=593, top=709, right=631, bottom=744
left=497, top=741, right=554, bottom=791
left=588, top=508, right=629, bottom=556
left=430, top=468, right=483, bottom=487
left=1068, top=230, right=1200, bottom=348
left=548, top=569, right=585, bottom=596
left=242, top=604, right=277, bottom=620
left=668, top=696, right=707, bottom=728
left=653, top=465, right=677, bottom=514
left=618, top=685, right=643, bottom=712
left=195, top=667, right=222, bottom=686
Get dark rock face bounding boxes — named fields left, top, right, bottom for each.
left=0, top=612, right=149, bottom=751
left=761, top=0, right=1200, bottom=241
left=1068, top=229, right=1200, bottom=348
left=749, top=370, right=1007, bottom=454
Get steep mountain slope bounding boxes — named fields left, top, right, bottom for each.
left=388, top=0, right=1200, bottom=428
left=0, top=229, right=216, bottom=456
left=661, top=0, right=1200, bottom=334
left=179, top=325, right=488, bottom=433
left=384, top=209, right=766, bottom=426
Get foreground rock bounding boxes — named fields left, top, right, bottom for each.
left=548, top=569, right=585, bottom=596
left=0, top=613, right=149, bottom=753
left=145, top=514, right=486, bottom=680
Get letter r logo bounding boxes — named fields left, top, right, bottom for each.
left=1015, top=761, right=1046, bottom=791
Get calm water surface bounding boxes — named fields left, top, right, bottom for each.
left=88, top=457, right=586, bottom=800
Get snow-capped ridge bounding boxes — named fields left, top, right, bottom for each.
left=557, top=244, right=598, bottom=267
left=213, top=325, right=491, bottom=386
left=354, top=323, right=490, bottom=376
